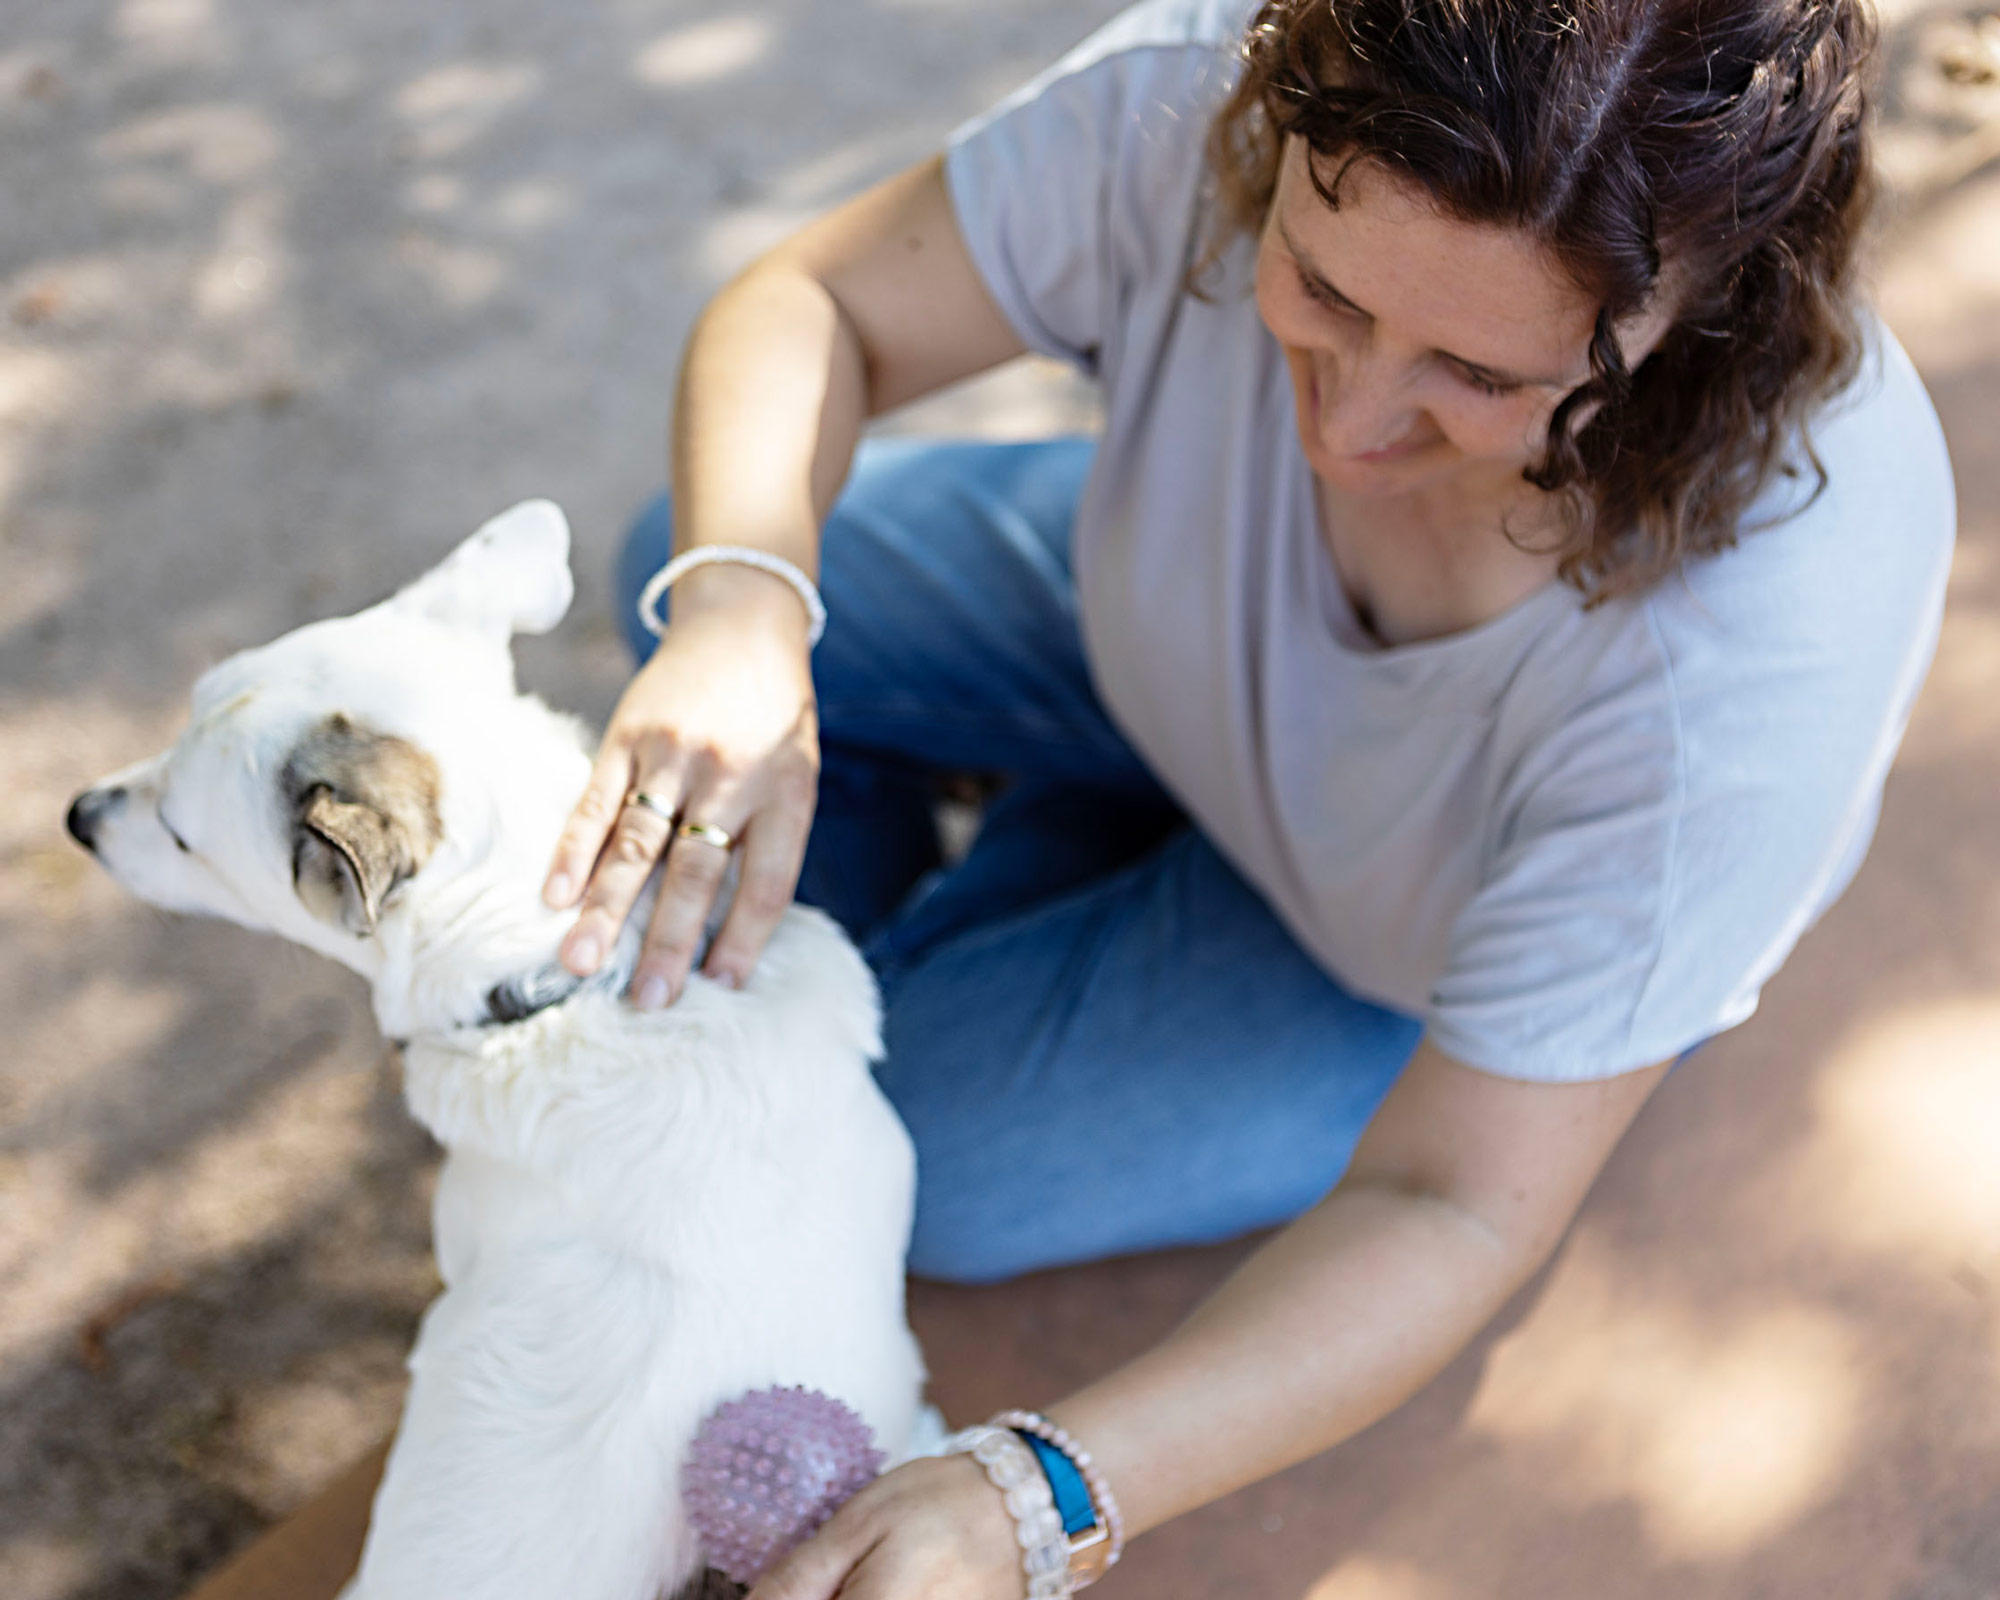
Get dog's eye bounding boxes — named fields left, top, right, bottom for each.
left=162, top=816, right=194, bottom=854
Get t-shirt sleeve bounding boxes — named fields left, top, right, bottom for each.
left=1427, top=329, right=1957, bottom=1082
left=943, top=0, right=1247, bottom=374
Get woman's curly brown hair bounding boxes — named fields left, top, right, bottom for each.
left=1204, top=0, right=1877, bottom=601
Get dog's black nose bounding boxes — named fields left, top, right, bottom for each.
left=65, top=786, right=123, bottom=853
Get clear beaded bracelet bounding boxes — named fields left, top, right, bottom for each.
left=991, top=1410, right=1124, bottom=1586
left=942, top=1425, right=1075, bottom=1599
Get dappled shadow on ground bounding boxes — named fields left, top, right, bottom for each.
left=1, top=0, right=1996, bottom=1596
left=1, top=1, right=1110, bottom=1592
left=0, top=1057, right=435, bottom=1600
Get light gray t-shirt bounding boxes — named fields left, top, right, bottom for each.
left=943, top=0, right=1957, bottom=1081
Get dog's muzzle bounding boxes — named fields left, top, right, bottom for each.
left=65, top=786, right=125, bottom=853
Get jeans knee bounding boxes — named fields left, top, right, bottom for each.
left=905, top=1209, right=1044, bottom=1286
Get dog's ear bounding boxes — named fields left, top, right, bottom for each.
left=386, top=499, right=574, bottom=642
left=285, top=715, right=443, bottom=935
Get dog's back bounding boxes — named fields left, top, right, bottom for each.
left=349, top=906, right=924, bottom=1600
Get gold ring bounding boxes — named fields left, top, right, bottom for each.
left=627, top=790, right=675, bottom=822
left=676, top=820, right=734, bottom=851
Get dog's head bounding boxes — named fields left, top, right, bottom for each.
left=66, top=500, right=606, bottom=1038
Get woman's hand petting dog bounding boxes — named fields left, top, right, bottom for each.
left=545, top=562, right=820, bottom=1008
left=747, top=1455, right=1026, bottom=1600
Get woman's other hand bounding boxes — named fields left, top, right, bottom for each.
left=542, top=563, right=819, bottom=1007
left=748, top=1455, right=1025, bottom=1600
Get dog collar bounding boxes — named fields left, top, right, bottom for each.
left=475, top=924, right=693, bottom=1030
left=482, top=965, right=585, bottom=1026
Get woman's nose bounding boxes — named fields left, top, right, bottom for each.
left=1314, top=347, right=1419, bottom=458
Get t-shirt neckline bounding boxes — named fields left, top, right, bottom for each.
left=1274, top=351, right=1574, bottom=671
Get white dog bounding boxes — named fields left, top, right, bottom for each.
left=65, top=502, right=929, bottom=1600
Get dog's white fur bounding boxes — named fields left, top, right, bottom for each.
left=72, top=503, right=927, bottom=1599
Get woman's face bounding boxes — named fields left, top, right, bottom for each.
left=1255, top=139, right=1649, bottom=502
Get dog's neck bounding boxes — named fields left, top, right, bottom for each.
left=373, top=812, right=741, bottom=1040
left=387, top=938, right=632, bottom=1047
left=405, top=875, right=726, bottom=1040
left=481, top=948, right=632, bottom=1027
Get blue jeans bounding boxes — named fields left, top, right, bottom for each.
left=617, top=438, right=1423, bottom=1283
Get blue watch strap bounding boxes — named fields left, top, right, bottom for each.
left=1015, top=1429, right=1098, bottom=1537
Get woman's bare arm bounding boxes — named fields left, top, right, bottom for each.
left=1046, top=1039, right=1672, bottom=1533
left=667, top=152, right=1027, bottom=591
left=545, top=155, right=1026, bottom=1003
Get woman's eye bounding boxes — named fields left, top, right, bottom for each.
left=1286, top=255, right=1521, bottom=400
left=1295, top=266, right=1353, bottom=315
left=1456, top=368, right=1518, bottom=399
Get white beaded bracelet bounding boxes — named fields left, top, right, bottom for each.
left=635, top=545, right=827, bottom=647
left=943, top=1425, right=1075, bottom=1600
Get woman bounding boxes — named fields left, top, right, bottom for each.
left=543, top=0, right=1954, bottom=1593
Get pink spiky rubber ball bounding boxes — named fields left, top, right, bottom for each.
left=683, top=1386, right=886, bottom=1585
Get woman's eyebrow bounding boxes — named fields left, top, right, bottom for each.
left=1276, top=218, right=1568, bottom=389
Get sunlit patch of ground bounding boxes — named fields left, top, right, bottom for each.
left=1467, top=1252, right=1864, bottom=1558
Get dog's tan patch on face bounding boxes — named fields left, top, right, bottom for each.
left=283, top=714, right=443, bottom=933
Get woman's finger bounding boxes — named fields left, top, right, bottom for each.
left=630, top=791, right=750, bottom=1008
left=809, top=1565, right=906, bottom=1600
left=560, top=776, right=681, bottom=978
left=700, top=795, right=814, bottom=989
left=745, top=1521, right=882, bottom=1600
left=543, top=739, right=638, bottom=910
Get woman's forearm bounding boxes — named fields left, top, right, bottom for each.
left=1045, top=1177, right=1531, bottom=1537
left=664, top=262, right=869, bottom=623
left=1042, top=1047, right=1669, bottom=1541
